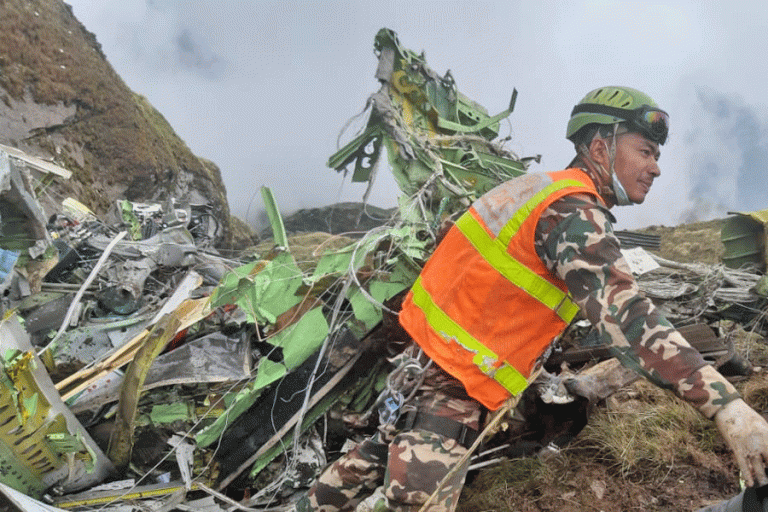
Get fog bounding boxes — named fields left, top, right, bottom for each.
left=66, top=0, right=768, bottom=229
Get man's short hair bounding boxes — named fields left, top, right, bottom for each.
left=572, top=122, right=629, bottom=148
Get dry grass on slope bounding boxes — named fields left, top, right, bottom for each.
left=459, top=381, right=744, bottom=511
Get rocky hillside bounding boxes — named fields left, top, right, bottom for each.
left=0, top=0, right=252, bottom=247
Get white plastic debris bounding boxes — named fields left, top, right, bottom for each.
left=620, top=246, right=661, bottom=275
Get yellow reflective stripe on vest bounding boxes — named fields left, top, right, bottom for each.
left=456, top=211, right=580, bottom=324
left=410, top=277, right=529, bottom=396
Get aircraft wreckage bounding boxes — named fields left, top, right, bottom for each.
left=0, top=28, right=767, bottom=511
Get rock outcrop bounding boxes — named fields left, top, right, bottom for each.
left=0, top=0, right=244, bottom=247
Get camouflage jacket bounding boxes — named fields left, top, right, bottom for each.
left=534, top=189, right=739, bottom=418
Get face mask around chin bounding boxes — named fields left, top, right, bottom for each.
left=612, top=175, right=632, bottom=206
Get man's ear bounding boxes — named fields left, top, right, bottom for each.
left=588, top=136, right=610, bottom=168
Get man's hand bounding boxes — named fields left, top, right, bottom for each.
left=715, top=398, right=768, bottom=487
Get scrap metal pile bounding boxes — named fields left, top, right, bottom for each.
left=0, top=28, right=766, bottom=511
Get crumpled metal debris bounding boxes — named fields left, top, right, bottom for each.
left=0, top=147, right=58, bottom=298
left=637, top=252, right=764, bottom=325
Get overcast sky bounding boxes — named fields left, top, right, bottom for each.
left=65, top=0, right=768, bottom=229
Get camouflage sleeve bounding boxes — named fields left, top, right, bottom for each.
left=535, top=194, right=739, bottom=418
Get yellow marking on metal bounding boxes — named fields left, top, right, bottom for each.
left=54, top=482, right=201, bottom=508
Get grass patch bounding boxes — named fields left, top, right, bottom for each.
left=460, top=457, right=548, bottom=511
left=642, top=219, right=726, bottom=264
left=459, top=380, right=740, bottom=511
left=740, top=373, right=768, bottom=412
left=573, top=381, right=726, bottom=480
left=730, top=322, right=768, bottom=368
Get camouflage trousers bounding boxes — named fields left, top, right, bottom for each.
left=299, top=365, right=484, bottom=512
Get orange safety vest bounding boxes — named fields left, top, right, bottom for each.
left=399, top=168, right=602, bottom=410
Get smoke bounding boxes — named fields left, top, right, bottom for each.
left=117, top=1, right=227, bottom=80
left=174, top=29, right=224, bottom=78
left=682, top=88, right=768, bottom=220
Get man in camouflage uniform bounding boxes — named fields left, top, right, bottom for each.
left=300, top=352, right=481, bottom=512
left=300, top=86, right=768, bottom=512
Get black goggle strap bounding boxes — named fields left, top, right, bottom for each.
left=571, top=103, right=669, bottom=143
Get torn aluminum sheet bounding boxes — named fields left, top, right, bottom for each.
left=53, top=271, right=204, bottom=403
left=45, top=314, right=151, bottom=371
left=209, top=250, right=304, bottom=326
left=67, top=332, right=251, bottom=414
left=86, top=225, right=197, bottom=267
left=55, top=297, right=210, bottom=404
left=141, top=332, right=251, bottom=388
left=37, top=230, right=129, bottom=357
left=167, top=435, right=195, bottom=490
left=0, top=313, right=112, bottom=498
left=51, top=326, right=113, bottom=369
left=19, top=292, right=74, bottom=341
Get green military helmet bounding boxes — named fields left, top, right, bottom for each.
left=566, top=86, right=669, bottom=145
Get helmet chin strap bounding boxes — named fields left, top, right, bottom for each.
left=607, top=123, right=632, bottom=206
left=575, top=124, right=632, bottom=207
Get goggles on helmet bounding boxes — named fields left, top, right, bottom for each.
left=570, top=103, right=669, bottom=145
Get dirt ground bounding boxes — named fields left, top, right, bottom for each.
left=461, top=458, right=738, bottom=511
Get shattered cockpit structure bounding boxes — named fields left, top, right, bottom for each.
left=0, top=27, right=766, bottom=511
